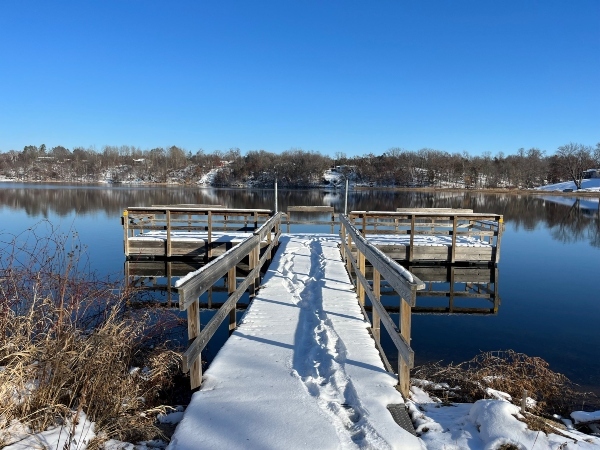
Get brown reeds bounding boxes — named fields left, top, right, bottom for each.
left=0, top=222, right=184, bottom=446
left=412, top=350, right=595, bottom=417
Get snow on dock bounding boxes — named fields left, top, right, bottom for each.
left=168, top=234, right=422, bottom=450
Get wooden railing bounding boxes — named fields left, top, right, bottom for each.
left=176, top=213, right=282, bottom=389
left=285, top=206, right=336, bottom=233
left=339, top=214, right=424, bottom=397
left=122, top=207, right=273, bottom=258
left=348, top=211, right=504, bottom=263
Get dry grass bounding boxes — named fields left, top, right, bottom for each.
left=0, top=223, right=185, bottom=446
left=412, top=350, right=595, bottom=417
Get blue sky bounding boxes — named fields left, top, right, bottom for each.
left=1, top=1, right=598, bottom=157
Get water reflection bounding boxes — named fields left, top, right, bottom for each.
left=2, top=183, right=600, bottom=393
left=409, top=265, right=499, bottom=315
left=541, top=196, right=600, bottom=247
left=1, top=183, right=597, bottom=247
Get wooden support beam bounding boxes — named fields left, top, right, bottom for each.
left=398, top=297, right=412, bottom=397
left=451, top=215, right=457, bottom=263
left=207, top=211, right=212, bottom=259
left=409, top=215, right=415, bottom=262
left=372, top=269, right=381, bottom=344
left=123, top=210, right=130, bottom=256
left=166, top=210, right=172, bottom=258
left=228, top=266, right=237, bottom=332
left=358, top=252, right=366, bottom=306
left=187, top=299, right=202, bottom=389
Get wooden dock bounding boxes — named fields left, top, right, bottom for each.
left=122, top=206, right=503, bottom=264
left=120, top=206, right=503, bottom=448
left=169, top=230, right=424, bottom=449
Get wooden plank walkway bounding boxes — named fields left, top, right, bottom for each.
left=168, top=234, right=422, bottom=450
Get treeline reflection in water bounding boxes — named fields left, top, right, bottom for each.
left=0, top=183, right=597, bottom=247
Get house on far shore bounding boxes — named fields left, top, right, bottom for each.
left=583, top=168, right=600, bottom=179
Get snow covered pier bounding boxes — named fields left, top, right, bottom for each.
left=169, top=216, right=425, bottom=449
left=120, top=206, right=505, bottom=448
left=122, top=206, right=273, bottom=259
left=348, top=210, right=504, bottom=264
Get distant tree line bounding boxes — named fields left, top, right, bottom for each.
left=0, top=142, right=598, bottom=189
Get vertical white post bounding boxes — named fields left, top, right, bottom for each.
left=275, top=179, right=278, bottom=213
left=344, top=178, right=349, bottom=215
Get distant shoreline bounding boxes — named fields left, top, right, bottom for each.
left=1, top=178, right=599, bottom=198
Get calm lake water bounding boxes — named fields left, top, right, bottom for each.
left=1, top=182, right=599, bottom=394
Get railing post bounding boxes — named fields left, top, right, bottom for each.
left=340, top=222, right=347, bottom=262
left=358, top=252, right=366, bottom=306
left=166, top=210, right=172, bottom=258
left=495, top=216, right=503, bottom=264
left=449, top=266, right=455, bottom=312
left=398, top=297, right=412, bottom=397
left=188, top=299, right=202, bottom=389
left=167, top=261, right=172, bottom=308
left=451, top=215, right=457, bottom=263
left=274, top=179, right=278, bottom=213
left=409, top=214, right=415, bottom=262
left=228, top=266, right=237, bottom=332
left=249, top=242, right=257, bottom=297
left=253, top=244, right=260, bottom=290
left=372, top=269, right=381, bottom=343
left=346, top=234, right=353, bottom=275
left=362, top=213, right=367, bottom=237
left=330, top=210, right=335, bottom=234
left=344, top=178, right=349, bottom=215
left=122, top=210, right=129, bottom=257
left=207, top=211, right=213, bottom=259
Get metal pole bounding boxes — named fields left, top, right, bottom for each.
left=344, top=178, right=349, bottom=215
left=274, top=179, right=278, bottom=213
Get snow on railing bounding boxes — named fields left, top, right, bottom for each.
left=339, top=213, right=425, bottom=397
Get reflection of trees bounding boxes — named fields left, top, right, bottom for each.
left=0, top=185, right=598, bottom=247
left=549, top=200, right=588, bottom=244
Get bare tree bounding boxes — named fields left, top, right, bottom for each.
left=555, top=143, right=594, bottom=189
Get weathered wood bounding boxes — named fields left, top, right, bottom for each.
left=409, top=215, right=415, bottom=262
left=122, top=210, right=130, bottom=256
left=228, top=266, right=237, bottom=331
left=152, top=204, right=222, bottom=208
left=177, top=214, right=282, bottom=310
left=495, top=218, right=504, bottom=263
left=340, top=215, right=424, bottom=305
left=396, top=208, right=474, bottom=213
left=349, top=258, right=414, bottom=367
left=287, top=206, right=334, bottom=212
left=182, top=229, right=279, bottom=372
left=207, top=211, right=212, bottom=259
left=187, top=299, right=202, bottom=388
left=372, top=269, right=381, bottom=344
left=451, top=216, right=457, bottom=263
left=166, top=210, right=172, bottom=258
left=358, top=252, right=366, bottom=306
left=127, top=206, right=272, bottom=214
left=398, top=298, right=412, bottom=397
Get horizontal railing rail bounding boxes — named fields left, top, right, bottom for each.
left=339, top=214, right=424, bottom=397
left=122, top=207, right=274, bottom=258
left=285, top=206, right=336, bottom=232
left=175, top=212, right=282, bottom=389
left=348, top=211, right=504, bottom=263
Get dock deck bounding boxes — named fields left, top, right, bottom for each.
left=169, top=234, right=422, bottom=449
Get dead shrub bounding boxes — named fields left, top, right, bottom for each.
left=0, top=223, right=184, bottom=445
left=412, top=350, right=595, bottom=417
